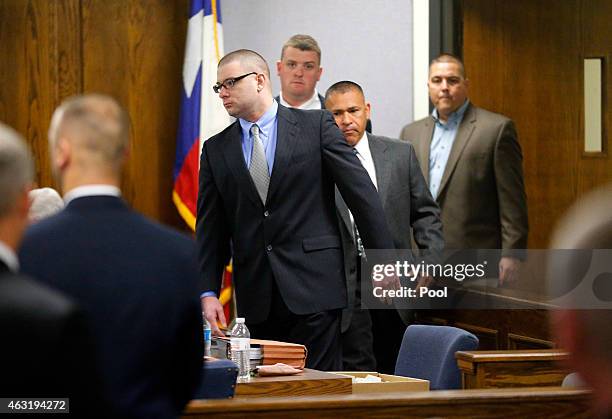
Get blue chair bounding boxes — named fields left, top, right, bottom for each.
left=394, top=325, right=479, bottom=390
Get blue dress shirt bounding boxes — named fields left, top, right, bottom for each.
left=428, top=100, right=470, bottom=198
left=238, top=100, right=278, bottom=175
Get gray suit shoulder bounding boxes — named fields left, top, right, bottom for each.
left=370, top=133, right=417, bottom=154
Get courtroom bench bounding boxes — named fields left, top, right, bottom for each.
left=456, top=349, right=570, bottom=389
left=183, top=387, right=592, bottom=419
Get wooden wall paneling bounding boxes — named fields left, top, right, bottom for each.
left=81, top=0, right=189, bottom=227
left=507, top=333, right=555, bottom=350
left=418, top=308, right=552, bottom=350
left=124, top=0, right=190, bottom=227
left=0, top=0, right=81, bottom=190
left=462, top=0, right=582, bottom=248
left=0, top=2, right=29, bottom=144
left=455, top=321, right=500, bottom=350
left=577, top=0, right=612, bottom=194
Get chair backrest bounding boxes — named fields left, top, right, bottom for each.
left=394, top=325, right=479, bottom=390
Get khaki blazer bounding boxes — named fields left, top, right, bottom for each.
left=399, top=103, right=528, bottom=252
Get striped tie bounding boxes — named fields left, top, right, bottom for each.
left=249, top=124, right=270, bottom=203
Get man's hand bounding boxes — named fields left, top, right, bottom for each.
left=201, top=296, right=227, bottom=336
left=499, top=256, right=521, bottom=286
left=416, top=275, right=434, bottom=291
left=373, top=272, right=401, bottom=305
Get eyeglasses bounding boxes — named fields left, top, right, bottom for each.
left=213, top=72, right=257, bottom=93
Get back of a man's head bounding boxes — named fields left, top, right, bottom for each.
left=0, top=123, right=33, bottom=218
left=49, top=94, right=129, bottom=174
left=0, top=123, right=34, bottom=249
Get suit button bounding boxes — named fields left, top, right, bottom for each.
left=266, top=245, right=272, bottom=252
left=264, top=211, right=269, bottom=217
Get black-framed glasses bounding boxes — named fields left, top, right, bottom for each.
left=213, top=72, right=257, bottom=93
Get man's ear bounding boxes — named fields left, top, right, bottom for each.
left=276, top=60, right=282, bottom=76
left=54, top=137, right=71, bottom=171
left=316, top=66, right=323, bottom=82
left=365, top=102, right=371, bottom=120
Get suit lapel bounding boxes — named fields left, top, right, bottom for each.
left=368, top=134, right=389, bottom=202
left=222, top=122, right=261, bottom=206
left=267, top=105, right=298, bottom=204
left=416, top=117, right=435, bottom=183
left=335, top=188, right=353, bottom=237
left=437, top=104, right=477, bottom=197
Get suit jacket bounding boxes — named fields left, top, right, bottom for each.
left=399, top=103, right=528, bottom=252
left=274, top=93, right=326, bottom=109
left=0, top=262, right=106, bottom=416
left=19, top=196, right=203, bottom=419
left=197, top=105, right=394, bottom=323
left=336, top=134, right=444, bottom=331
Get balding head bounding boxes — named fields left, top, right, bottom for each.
left=0, top=122, right=34, bottom=249
left=218, top=49, right=271, bottom=79
left=0, top=123, right=33, bottom=217
left=48, top=94, right=129, bottom=186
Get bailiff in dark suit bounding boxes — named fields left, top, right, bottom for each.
left=19, top=195, right=203, bottom=419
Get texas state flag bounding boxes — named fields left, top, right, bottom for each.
left=173, top=0, right=229, bottom=230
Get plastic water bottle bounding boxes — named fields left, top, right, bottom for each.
left=230, top=318, right=250, bottom=380
left=203, top=315, right=212, bottom=357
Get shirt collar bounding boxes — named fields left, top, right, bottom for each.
left=239, top=100, right=278, bottom=139
left=63, top=185, right=121, bottom=205
left=432, top=99, right=470, bottom=125
left=278, top=89, right=321, bottom=110
left=354, top=132, right=370, bottom=156
left=0, top=240, right=19, bottom=273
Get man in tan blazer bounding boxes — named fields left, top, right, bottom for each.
left=399, top=54, right=528, bottom=284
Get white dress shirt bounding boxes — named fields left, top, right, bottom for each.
left=349, top=133, right=378, bottom=239
left=0, top=240, right=19, bottom=272
left=63, top=185, right=121, bottom=205
left=278, top=89, right=322, bottom=110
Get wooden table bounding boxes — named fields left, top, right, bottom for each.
left=456, top=349, right=570, bottom=389
left=234, top=368, right=352, bottom=398
left=184, top=388, right=593, bottom=418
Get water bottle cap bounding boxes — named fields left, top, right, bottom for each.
left=235, top=317, right=245, bottom=323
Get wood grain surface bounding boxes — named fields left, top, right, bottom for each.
left=456, top=349, right=570, bottom=389
left=185, top=387, right=593, bottom=418
left=235, top=369, right=352, bottom=398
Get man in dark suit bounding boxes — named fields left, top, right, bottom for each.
left=399, top=54, right=528, bottom=284
left=19, top=95, right=203, bottom=419
left=325, top=81, right=444, bottom=372
left=0, top=122, right=103, bottom=415
left=198, top=49, right=394, bottom=370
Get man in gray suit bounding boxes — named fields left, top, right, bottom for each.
left=400, top=54, right=528, bottom=285
left=325, top=81, right=443, bottom=372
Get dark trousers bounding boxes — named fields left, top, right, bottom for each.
left=247, top=281, right=342, bottom=371
left=341, top=265, right=376, bottom=371
left=370, top=308, right=407, bottom=374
